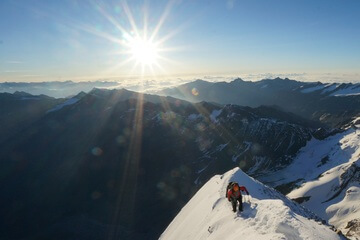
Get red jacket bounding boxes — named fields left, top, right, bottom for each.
left=227, top=186, right=249, bottom=200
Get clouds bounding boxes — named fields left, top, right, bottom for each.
left=1, top=72, right=360, bottom=98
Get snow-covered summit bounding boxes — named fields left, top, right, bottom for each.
left=160, top=168, right=343, bottom=240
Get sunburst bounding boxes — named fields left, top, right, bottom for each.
left=129, top=37, right=159, bottom=65
left=83, top=0, right=180, bottom=78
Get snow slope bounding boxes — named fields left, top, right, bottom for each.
left=262, top=127, right=360, bottom=187
left=300, top=82, right=360, bottom=96
left=261, top=120, right=360, bottom=239
left=160, top=168, right=343, bottom=240
left=47, top=97, right=79, bottom=113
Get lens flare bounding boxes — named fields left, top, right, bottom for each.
left=192, top=88, right=199, bottom=96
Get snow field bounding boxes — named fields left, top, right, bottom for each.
left=258, top=122, right=360, bottom=238
left=327, top=186, right=360, bottom=229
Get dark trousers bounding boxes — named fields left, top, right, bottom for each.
left=230, top=196, right=243, bottom=212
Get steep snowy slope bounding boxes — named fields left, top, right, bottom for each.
left=160, top=168, right=343, bottom=240
left=261, top=118, right=360, bottom=239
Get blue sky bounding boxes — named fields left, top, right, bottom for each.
left=1, top=0, right=360, bottom=82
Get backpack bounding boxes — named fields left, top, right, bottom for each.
left=225, top=182, right=239, bottom=197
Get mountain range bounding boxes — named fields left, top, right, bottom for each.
left=1, top=78, right=360, bottom=239
left=0, top=88, right=322, bottom=239
left=0, top=81, right=121, bottom=98
left=158, top=78, right=360, bottom=127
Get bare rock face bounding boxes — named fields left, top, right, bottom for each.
left=345, top=219, right=360, bottom=239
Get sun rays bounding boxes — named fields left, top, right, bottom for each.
left=60, top=2, right=245, bottom=236
left=83, top=0, right=180, bottom=79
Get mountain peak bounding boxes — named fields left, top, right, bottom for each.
left=13, top=91, right=34, bottom=97
left=271, top=77, right=294, bottom=82
left=194, top=79, right=208, bottom=83
left=231, top=78, right=244, bottom=83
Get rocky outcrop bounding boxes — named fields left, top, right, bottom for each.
left=345, top=219, right=360, bottom=239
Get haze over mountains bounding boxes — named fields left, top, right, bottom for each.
left=159, top=78, right=360, bottom=127
left=1, top=77, right=360, bottom=239
left=3, top=77, right=360, bottom=126
left=0, top=77, right=191, bottom=98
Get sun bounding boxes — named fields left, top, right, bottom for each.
left=129, top=37, right=159, bottom=66
left=83, top=1, right=180, bottom=77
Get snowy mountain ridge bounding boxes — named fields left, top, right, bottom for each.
left=161, top=168, right=344, bottom=240
left=260, top=117, right=360, bottom=239
left=299, top=82, right=360, bottom=97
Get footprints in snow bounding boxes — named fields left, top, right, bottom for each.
left=235, top=202, right=258, bottom=219
left=212, top=198, right=223, bottom=210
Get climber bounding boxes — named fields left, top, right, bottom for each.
left=226, top=181, right=250, bottom=212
